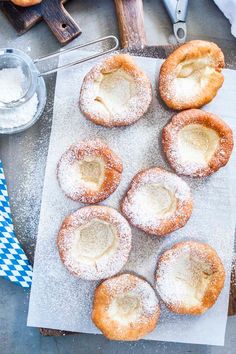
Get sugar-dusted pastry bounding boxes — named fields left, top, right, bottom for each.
left=162, top=109, right=234, bottom=177
left=92, top=273, right=160, bottom=340
left=121, top=167, right=193, bottom=236
left=155, top=241, right=225, bottom=315
left=57, top=139, right=123, bottom=204
left=11, top=0, right=42, bottom=6
left=57, top=206, right=132, bottom=281
left=159, top=40, right=224, bottom=110
left=79, top=54, right=152, bottom=127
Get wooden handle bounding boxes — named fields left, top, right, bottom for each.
left=114, top=0, right=146, bottom=49
left=229, top=258, right=236, bottom=316
left=41, top=0, right=81, bottom=44
left=0, top=2, right=41, bottom=34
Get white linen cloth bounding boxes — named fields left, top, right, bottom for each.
left=214, top=0, right=236, bottom=37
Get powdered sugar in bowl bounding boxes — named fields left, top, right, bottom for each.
left=0, top=48, right=46, bottom=134
left=0, top=37, right=119, bottom=134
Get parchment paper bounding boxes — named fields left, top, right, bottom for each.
left=27, top=52, right=236, bottom=346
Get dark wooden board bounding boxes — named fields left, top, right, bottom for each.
left=0, top=0, right=81, bottom=44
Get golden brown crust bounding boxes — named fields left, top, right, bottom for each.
left=120, top=167, right=193, bottom=237
left=57, top=206, right=132, bottom=281
left=11, top=0, right=42, bottom=6
left=92, top=273, right=160, bottom=340
left=159, top=40, right=225, bottom=110
left=162, top=109, right=234, bottom=177
left=57, top=139, right=123, bottom=204
left=79, top=54, right=152, bottom=127
left=155, top=241, right=225, bottom=315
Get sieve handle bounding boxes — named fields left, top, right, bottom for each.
left=34, top=35, right=119, bottom=76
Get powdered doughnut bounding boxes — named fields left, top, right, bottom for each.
left=92, top=273, right=160, bottom=340
left=79, top=54, right=152, bottom=127
left=121, top=167, right=193, bottom=237
left=162, top=109, right=234, bottom=177
left=155, top=241, right=225, bottom=315
left=57, top=139, right=123, bottom=204
left=57, top=206, right=132, bottom=281
left=159, top=40, right=224, bottom=110
left=11, top=0, right=42, bottom=6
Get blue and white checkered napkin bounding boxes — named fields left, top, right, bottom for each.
left=0, top=160, right=32, bottom=288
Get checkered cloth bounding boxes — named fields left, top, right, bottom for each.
left=0, top=160, right=32, bottom=288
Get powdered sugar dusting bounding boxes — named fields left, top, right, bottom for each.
left=133, top=168, right=191, bottom=200
left=27, top=53, right=236, bottom=345
left=57, top=139, right=122, bottom=203
left=104, top=273, right=159, bottom=323
left=159, top=51, right=222, bottom=109
left=79, top=54, right=152, bottom=126
left=0, top=67, right=25, bottom=103
left=0, top=93, right=38, bottom=129
left=160, top=66, right=202, bottom=107
left=164, top=123, right=211, bottom=176
left=122, top=168, right=192, bottom=230
left=57, top=206, right=132, bottom=281
left=156, top=242, right=222, bottom=310
left=162, top=112, right=233, bottom=177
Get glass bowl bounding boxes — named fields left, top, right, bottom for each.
left=0, top=48, right=46, bottom=135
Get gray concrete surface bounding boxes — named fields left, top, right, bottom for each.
left=0, top=0, right=236, bottom=353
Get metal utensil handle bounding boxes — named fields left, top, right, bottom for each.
left=34, top=35, right=119, bottom=76
left=162, top=0, right=188, bottom=23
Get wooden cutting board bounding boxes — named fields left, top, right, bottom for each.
left=0, top=0, right=81, bottom=44
left=25, top=0, right=235, bottom=336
